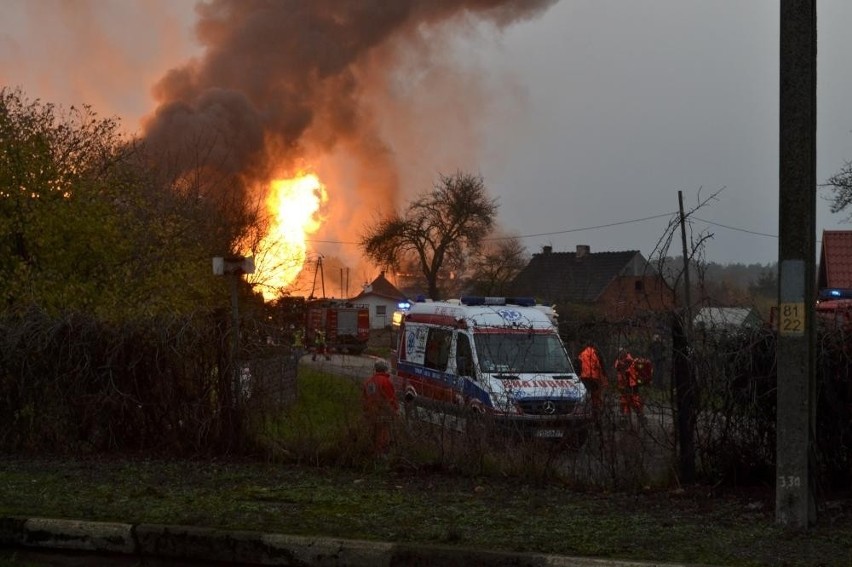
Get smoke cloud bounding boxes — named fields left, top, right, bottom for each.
left=142, top=0, right=556, bottom=286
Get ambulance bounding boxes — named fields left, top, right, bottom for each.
left=390, top=297, right=591, bottom=438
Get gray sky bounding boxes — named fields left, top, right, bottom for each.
left=2, top=0, right=850, bottom=267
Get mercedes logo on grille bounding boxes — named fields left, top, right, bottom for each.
left=542, top=401, right=556, bottom=415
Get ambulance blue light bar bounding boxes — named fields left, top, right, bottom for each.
left=819, top=288, right=852, bottom=300
left=460, top=296, right=537, bottom=307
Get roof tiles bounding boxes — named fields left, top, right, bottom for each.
left=509, top=249, right=644, bottom=303
left=819, top=230, right=852, bottom=289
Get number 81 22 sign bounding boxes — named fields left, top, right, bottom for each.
left=780, top=302, right=805, bottom=336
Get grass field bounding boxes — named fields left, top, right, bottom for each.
left=0, top=367, right=850, bottom=566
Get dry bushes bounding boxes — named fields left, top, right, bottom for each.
left=0, top=307, right=297, bottom=455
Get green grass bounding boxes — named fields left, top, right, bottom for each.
left=252, top=367, right=369, bottom=465
left=0, top=367, right=850, bottom=566
left=0, top=456, right=850, bottom=566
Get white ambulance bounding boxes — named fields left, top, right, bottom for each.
left=391, top=297, right=591, bottom=438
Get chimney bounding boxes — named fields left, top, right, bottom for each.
left=542, top=246, right=552, bottom=255
left=576, top=244, right=590, bottom=258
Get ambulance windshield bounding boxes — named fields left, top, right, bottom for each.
left=473, top=332, right=574, bottom=374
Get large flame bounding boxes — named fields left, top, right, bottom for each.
left=253, top=173, right=327, bottom=300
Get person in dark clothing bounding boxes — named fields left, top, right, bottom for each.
left=312, top=329, right=331, bottom=361
left=649, top=334, right=666, bottom=390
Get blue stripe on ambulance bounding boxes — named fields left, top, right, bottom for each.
left=459, top=375, right=492, bottom=407
left=397, top=361, right=493, bottom=408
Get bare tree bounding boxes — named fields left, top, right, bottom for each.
left=824, top=161, right=852, bottom=218
left=465, top=235, right=529, bottom=296
left=360, top=171, right=498, bottom=299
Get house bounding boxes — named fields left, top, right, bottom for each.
left=508, top=245, right=674, bottom=320
left=352, top=272, right=408, bottom=329
left=816, top=230, right=852, bottom=322
left=818, top=230, right=852, bottom=292
left=693, top=307, right=762, bottom=332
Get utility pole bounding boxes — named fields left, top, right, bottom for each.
left=678, top=191, right=694, bottom=339
left=310, top=255, right=326, bottom=299
left=777, top=0, right=817, bottom=527
left=675, top=190, right=696, bottom=483
left=212, top=255, right=255, bottom=431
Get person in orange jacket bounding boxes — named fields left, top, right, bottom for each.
left=614, top=348, right=643, bottom=417
left=578, top=341, right=607, bottom=415
left=362, top=360, right=398, bottom=454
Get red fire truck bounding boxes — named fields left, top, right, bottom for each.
left=306, top=299, right=370, bottom=355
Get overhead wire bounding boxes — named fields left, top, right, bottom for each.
left=485, top=212, right=678, bottom=241
left=306, top=211, right=780, bottom=245
left=307, top=212, right=680, bottom=245
left=692, top=216, right=778, bottom=239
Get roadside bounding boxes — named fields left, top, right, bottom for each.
left=0, top=456, right=850, bottom=566
left=2, top=330, right=850, bottom=566
left=0, top=518, right=708, bottom=567
left=299, top=350, right=380, bottom=380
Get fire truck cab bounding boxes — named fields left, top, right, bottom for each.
left=391, top=297, right=591, bottom=438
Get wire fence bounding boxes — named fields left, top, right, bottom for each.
left=1, top=306, right=849, bottom=498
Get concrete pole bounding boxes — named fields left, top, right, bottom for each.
left=777, top=0, right=816, bottom=527
left=678, top=191, right=693, bottom=338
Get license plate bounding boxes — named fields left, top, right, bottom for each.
left=535, top=429, right=563, bottom=438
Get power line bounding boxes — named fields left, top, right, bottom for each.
left=485, top=212, right=679, bottom=241
left=692, top=216, right=778, bottom=238
left=307, top=212, right=679, bottom=245
left=306, top=211, right=779, bottom=246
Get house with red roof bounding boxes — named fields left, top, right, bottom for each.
left=816, top=230, right=852, bottom=321
left=352, top=272, right=408, bottom=329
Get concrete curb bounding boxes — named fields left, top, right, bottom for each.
left=0, top=516, right=703, bottom=566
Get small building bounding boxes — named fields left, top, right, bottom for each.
left=693, top=307, right=762, bottom=332
left=352, top=272, right=408, bottom=330
left=508, top=244, right=674, bottom=321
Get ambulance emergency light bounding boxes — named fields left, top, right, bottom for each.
left=818, top=288, right=852, bottom=300
left=460, top=296, right=537, bottom=307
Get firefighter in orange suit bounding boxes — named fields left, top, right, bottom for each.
left=615, top=348, right=643, bottom=416
left=578, top=342, right=607, bottom=414
left=362, top=360, right=398, bottom=454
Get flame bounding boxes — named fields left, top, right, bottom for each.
left=253, top=173, right=327, bottom=300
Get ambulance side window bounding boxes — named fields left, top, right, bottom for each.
left=424, top=328, right=451, bottom=372
left=456, top=333, right=473, bottom=378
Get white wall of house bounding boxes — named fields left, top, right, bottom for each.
left=356, top=295, right=402, bottom=329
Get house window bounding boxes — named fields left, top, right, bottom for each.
left=376, top=305, right=387, bottom=316
left=634, top=279, right=644, bottom=293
